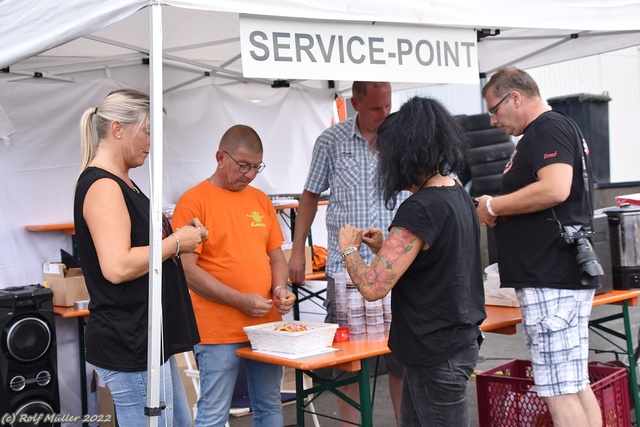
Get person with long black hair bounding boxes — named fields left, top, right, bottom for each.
left=339, top=96, right=486, bottom=427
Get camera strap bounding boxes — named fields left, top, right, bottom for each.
left=556, top=110, right=596, bottom=232
left=533, top=111, right=596, bottom=234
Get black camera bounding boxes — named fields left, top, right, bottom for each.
left=559, top=225, right=604, bottom=286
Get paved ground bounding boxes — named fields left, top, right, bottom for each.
left=229, top=301, right=640, bottom=427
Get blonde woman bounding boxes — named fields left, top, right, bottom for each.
left=74, top=88, right=206, bottom=425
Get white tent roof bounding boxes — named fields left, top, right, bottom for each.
left=3, top=0, right=640, bottom=93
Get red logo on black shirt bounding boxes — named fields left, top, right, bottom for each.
left=503, top=149, right=517, bottom=174
left=543, top=151, right=558, bottom=159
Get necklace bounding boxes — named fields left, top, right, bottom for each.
left=418, top=173, right=437, bottom=191
left=94, top=158, right=139, bottom=193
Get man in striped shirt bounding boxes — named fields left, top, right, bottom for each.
left=289, top=81, right=404, bottom=426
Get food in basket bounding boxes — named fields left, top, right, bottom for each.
left=244, top=321, right=339, bottom=354
left=274, top=322, right=308, bottom=332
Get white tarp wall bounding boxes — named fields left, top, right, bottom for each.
left=0, top=77, right=333, bottom=420
left=0, top=80, right=333, bottom=288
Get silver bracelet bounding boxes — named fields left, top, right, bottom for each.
left=341, top=246, right=359, bottom=260
left=171, top=233, right=180, bottom=258
left=486, top=197, right=498, bottom=217
left=273, top=285, right=287, bottom=294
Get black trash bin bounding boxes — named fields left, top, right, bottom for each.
left=547, top=93, right=612, bottom=184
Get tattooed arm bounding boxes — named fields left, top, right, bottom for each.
left=338, top=224, right=424, bottom=301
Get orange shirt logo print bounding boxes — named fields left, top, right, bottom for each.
left=247, top=211, right=266, bottom=227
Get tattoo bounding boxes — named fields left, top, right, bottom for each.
left=346, top=261, right=366, bottom=290
left=379, top=228, right=415, bottom=261
left=365, top=261, right=396, bottom=294
left=348, top=227, right=417, bottom=296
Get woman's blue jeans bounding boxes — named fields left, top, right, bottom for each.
left=94, top=355, right=191, bottom=426
left=400, top=341, right=479, bottom=427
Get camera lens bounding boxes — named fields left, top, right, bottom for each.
left=574, top=238, right=604, bottom=285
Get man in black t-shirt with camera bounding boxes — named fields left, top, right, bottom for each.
left=476, top=67, right=602, bottom=427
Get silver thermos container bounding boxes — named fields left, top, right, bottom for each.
left=604, top=204, right=640, bottom=289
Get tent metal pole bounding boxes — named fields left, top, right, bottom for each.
left=146, top=3, right=164, bottom=427
left=479, top=73, right=487, bottom=113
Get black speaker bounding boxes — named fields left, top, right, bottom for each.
left=0, top=284, right=60, bottom=427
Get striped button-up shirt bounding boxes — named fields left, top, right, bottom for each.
left=305, top=115, right=406, bottom=278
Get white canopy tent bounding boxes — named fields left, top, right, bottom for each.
left=2, top=1, right=640, bottom=424
left=3, top=0, right=640, bottom=93
left=2, top=0, right=640, bottom=281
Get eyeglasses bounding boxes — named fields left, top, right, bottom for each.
left=223, top=150, right=266, bottom=174
left=488, top=92, right=511, bottom=117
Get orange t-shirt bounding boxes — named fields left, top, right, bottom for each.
left=172, top=180, right=284, bottom=344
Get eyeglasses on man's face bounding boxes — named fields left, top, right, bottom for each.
left=223, top=150, right=266, bottom=174
left=488, top=92, right=511, bottom=117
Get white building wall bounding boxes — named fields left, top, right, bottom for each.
left=527, top=46, right=640, bottom=183
left=394, top=46, right=640, bottom=184
left=392, top=83, right=483, bottom=116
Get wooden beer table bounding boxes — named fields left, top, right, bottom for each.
left=238, top=290, right=640, bottom=426
left=237, top=339, right=390, bottom=426
left=290, top=271, right=327, bottom=321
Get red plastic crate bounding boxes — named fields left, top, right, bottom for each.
left=476, top=359, right=630, bottom=427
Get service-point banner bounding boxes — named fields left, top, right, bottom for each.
left=239, top=15, right=479, bottom=84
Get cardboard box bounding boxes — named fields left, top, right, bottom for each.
left=282, top=246, right=313, bottom=275
left=281, top=366, right=296, bottom=391
left=92, top=370, right=116, bottom=427
left=42, top=262, right=88, bottom=307
left=176, top=352, right=199, bottom=418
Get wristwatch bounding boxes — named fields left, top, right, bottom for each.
left=341, top=246, right=359, bottom=260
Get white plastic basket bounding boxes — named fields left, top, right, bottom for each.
left=244, top=321, right=339, bottom=354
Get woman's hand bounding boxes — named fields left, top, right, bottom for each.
left=190, top=218, right=209, bottom=241
left=362, top=227, right=384, bottom=254
left=338, top=224, right=362, bottom=253
left=174, top=218, right=208, bottom=254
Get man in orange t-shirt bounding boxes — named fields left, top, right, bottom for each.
left=172, top=124, right=295, bottom=427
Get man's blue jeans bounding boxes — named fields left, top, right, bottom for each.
left=94, top=355, right=191, bottom=426
left=400, top=341, right=479, bottom=427
left=194, top=342, right=283, bottom=427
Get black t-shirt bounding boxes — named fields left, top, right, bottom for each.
left=74, top=167, right=200, bottom=371
left=388, top=183, right=486, bottom=367
left=495, top=111, right=600, bottom=290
